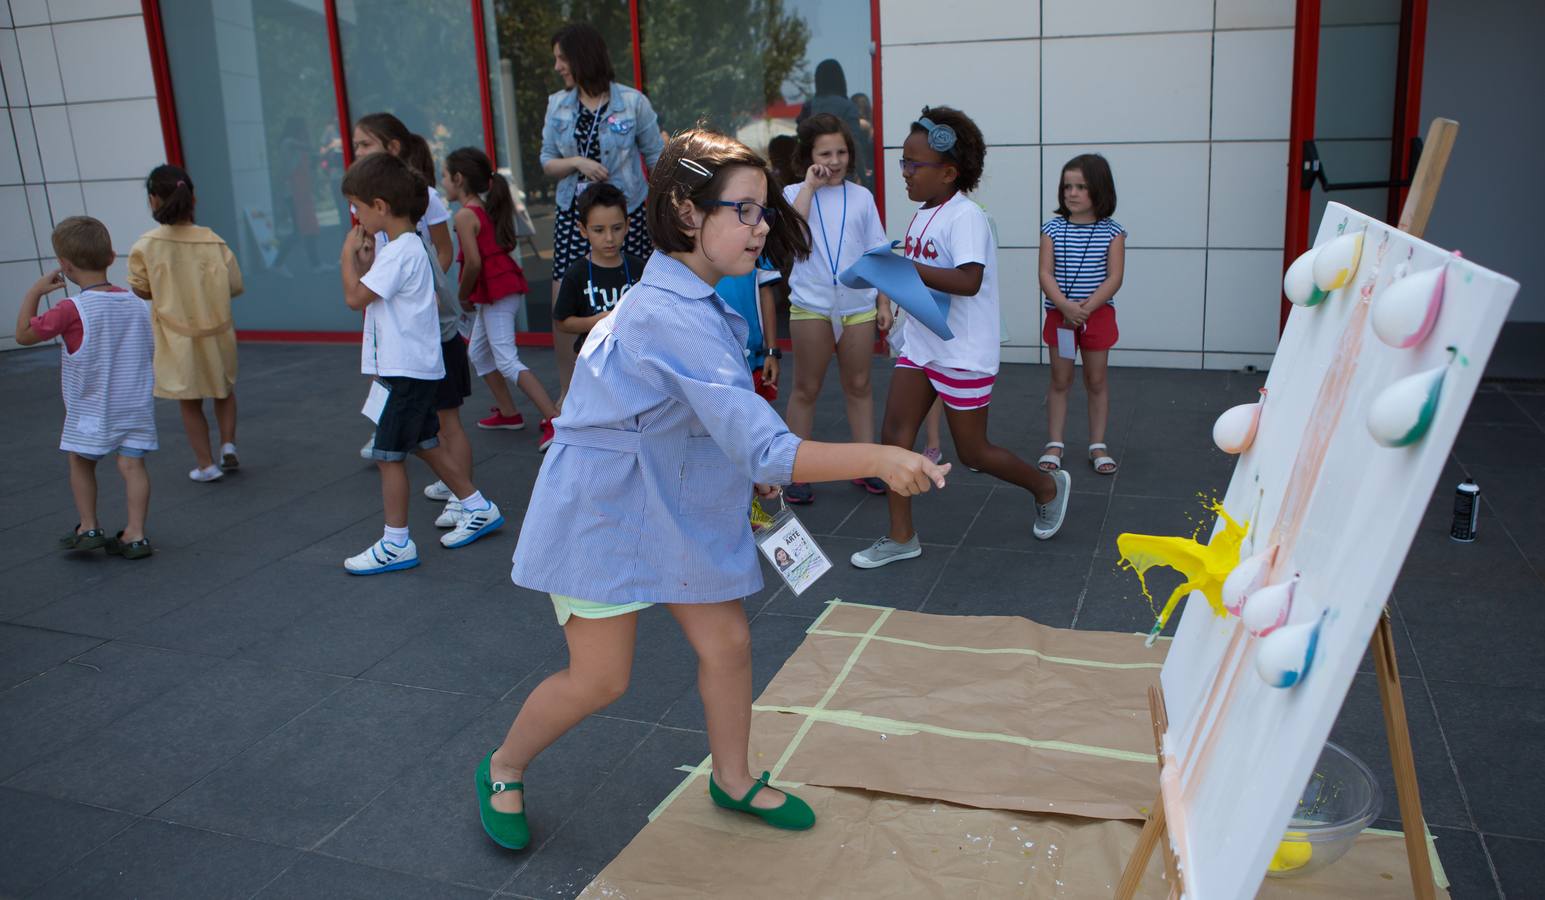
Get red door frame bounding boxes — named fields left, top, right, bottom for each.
left=142, top=0, right=889, bottom=344
left=1282, top=0, right=1429, bottom=330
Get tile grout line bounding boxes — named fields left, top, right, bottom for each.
left=1068, top=484, right=1118, bottom=629
left=916, top=484, right=994, bottom=613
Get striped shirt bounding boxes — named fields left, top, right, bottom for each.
left=509, top=252, right=803, bottom=605
left=59, top=289, right=157, bottom=457
left=1041, top=216, right=1125, bottom=309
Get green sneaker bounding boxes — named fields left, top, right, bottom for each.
left=709, top=771, right=815, bottom=831
left=106, top=532, right=153, bottom=560
left=59, top=526, right=108, bottom=552
left=476, top=750, right=529, bottom=850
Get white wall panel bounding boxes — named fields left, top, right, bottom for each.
left=977, top=145, right=1039, bottom=247
left=69, top=97, right=163, bottom=179
left=0, top=114, right=23, bottom=185
left=1208, top=141, right=1288, bottom=248
left=1214, top=0, right=1294, bottom=29
left=1042, top=33, right=1212, bottom=143
left=54, top=16, right=154, bottom=102
left=1212, top=28, right=1292, bottom=140
left=0, top=186, right=41, bottom=261
left=881, top=40, right=1038, bottom=147
left=16, top=25, right=64, bottom=105
left=10, top=107, right=43, bottom=182
left=1108, top=248, right=1205, bottom=351
left=998, top=247, right=1041, bottom=348
left=48, top=0, right=143, bottom=22
left=0, top=259, right=46, bottom=351
left=880, top=0, right=1038, bottom=45
left=82, top=177, right=150, bottom=252
left=1042, top=0, right=1212, bottom=36
left=10, top=0, right=50, bottom=28
left=1042, top=142, right=1209, bottom=248
left=25, top=183, right=53, bottom=258
left=0, top=28, right=30, bottom=105
left=30, top=103, right=77, bottom=180
left=1204, top=249, right=1283, bottom=353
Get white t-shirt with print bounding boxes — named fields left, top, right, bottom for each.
left=896, top=192, right=1000, bottom=374
left=782, top=181, right=888, bottom=318
left=360, top=232, right=445, bottom=380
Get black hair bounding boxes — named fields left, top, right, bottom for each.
left=645, top=129, right=810, bottom=272
left=1055, top=153, right=1118, bottom=219
left=766, top=134, right=800, bottom=188
left=552, top=23, right=616, bottom=96
left=813, top=59, right=848, bottom=98
left=146, top=164, right=195, bottom=225
left=446, top=146, right=518, bottom=250
left=341, top=153, right=429, bottom=222
left=908, top=105, right=986, bottom=194
left=354, top=112, right=414, bottom=157
left=576, top=182, right=628, bottom=226
left=401, top=134, right=437, bottom=187
left=795, top=113, right=858, bottom=178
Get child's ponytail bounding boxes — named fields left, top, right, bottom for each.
left=146, top=164, right=196, bottom=225
left=446, top=147, right=517, bottom=251
left=401, top=134, right=437, bottom=188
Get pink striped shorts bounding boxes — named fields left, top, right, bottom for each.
left=896, top=356, right=996, bottom=411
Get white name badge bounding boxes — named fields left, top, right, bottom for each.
left=361, top=379, right=390, bottom=424
left=756, top=497, right=832, bottom=596
left=1057, top=327, right=1077, bottom=360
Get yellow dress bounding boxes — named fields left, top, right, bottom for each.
left=127, top=224, right=244, bottom=400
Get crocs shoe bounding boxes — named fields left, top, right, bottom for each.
left=1033, top=469, right=1072, bottom=541
left=476, top=750, right=529, bottom=850
left=106, top=531, right=153, bottom=560
left=345, top=538, right=419, bottom=574
left=709, top=771, right=815, bottom=831
left=435, top=500, right=464, bottom=529
left=441, top=502, right=504, bottom=548
left=59, top=525, right=109, bottom=552
left=423, top=480, right=453, bottom=501
left=850, top=535, right=921, bottom=569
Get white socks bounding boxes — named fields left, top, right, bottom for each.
left=383, top=525, right=411, bottom=547
left=457, top=490, right=490, bottom=512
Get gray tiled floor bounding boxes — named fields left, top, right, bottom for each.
left=2, top=342, right=1541, bottom=899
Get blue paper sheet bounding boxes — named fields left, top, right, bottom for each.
left=838, top=242, right=953, bottom=340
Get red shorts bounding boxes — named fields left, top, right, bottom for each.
left=1043, top=304, right=1119, bottom=353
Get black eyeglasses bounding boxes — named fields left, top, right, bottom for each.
left=708, top=200, right=776, bottom=227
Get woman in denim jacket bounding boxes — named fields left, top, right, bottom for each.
left=542, top=23, right=665, bottom=399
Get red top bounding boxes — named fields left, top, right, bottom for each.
left=31, top=299, right=83, bottom=353
left=457, top=205, right=528, bottom=303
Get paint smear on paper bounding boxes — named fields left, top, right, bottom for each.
left=1116, top=500, right=1248, bottom=646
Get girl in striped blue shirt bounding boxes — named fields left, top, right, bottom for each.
left=1038, top=153, right=1125, bottom=475
left=479, top=130, right=949, bottom=849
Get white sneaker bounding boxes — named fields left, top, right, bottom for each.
left=1033, top=469, right=1072, bottom=541
left=441, top=501, right=504, bottom=548
left=219, top=442, right=239, bottom=470
left=344, top=538, right=420, bottom=574
left=360, top=436, right=376, bottom=460
left=423, top=479, right=452, bottom=501
left=850, top=535, right=922, bottom=569
left=188, top=465, right=223, bottom=482
left=434, top=500, right=463, bottom=528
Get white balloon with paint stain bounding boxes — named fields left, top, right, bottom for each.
left=1255, top=612, right=1326, bottom=689
left=1222, top=545, right=1276, bottom=616
left=1213, top=390, right=1267, bottom=455
left=1283, top=247, right=1328, bottom=307
left=1371, top=264, right=1446, bottom=348
left=1367, top=363, right=1447, bottom=447
left=1241, top=578, right=1297, bottom=637
left=1311, top=231, right=1365, bottom=292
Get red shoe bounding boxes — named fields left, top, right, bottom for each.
left=538, top=419, right=555, bottom=452
left=478, top=407, right=525, bottom=431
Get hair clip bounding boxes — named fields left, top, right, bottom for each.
left=916, top=116, right=957, bottom=156
left=175, top=180, right=186, bottom=187
left=677, top=158, right=714, bottom=190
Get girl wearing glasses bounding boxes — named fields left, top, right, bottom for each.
left=782, top=113, right=893, bottom=505
left=852, top=106, right=1071, bottom=572
left=478, top=131, right=949, bottom=849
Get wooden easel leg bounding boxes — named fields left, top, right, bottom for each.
left=1371, top=609, right=1437, bottom=900
left=1115, top=799, right=1166, bottom=900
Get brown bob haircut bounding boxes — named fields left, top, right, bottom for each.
left=51, top=216, right=114, bottom=271
left=552, top=23, right=616, bottom=97
left=341, top=153, right=429, bottom=222
left=645, top=129, right=811, bottom=273
left=1055, top=153, right=1118, bottom=219
left=794, top=113, right=858, bottom=176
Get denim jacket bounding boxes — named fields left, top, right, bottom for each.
left=541, top=82, right=664, bottom=213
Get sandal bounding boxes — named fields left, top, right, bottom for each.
left=1037, top=442, right=1065, bottom=472
left=476, top=749, right=530, bottom=850
left=106, top=531, right=153, bottom=559
left=709, top=770, right=816, bottom=831
left=1089, top=443, right=1118, bottom=475
left=59, top=525, right=109, bottom=552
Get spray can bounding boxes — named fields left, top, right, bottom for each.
left=1450, top=480, right=1479, bottom=542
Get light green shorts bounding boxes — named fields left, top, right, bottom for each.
left=550, top=593, right=653, bottom=627
left=789, top=304, right=878, bottom=327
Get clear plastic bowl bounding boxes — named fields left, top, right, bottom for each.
left=1264, top=741, right=1383, bottom=878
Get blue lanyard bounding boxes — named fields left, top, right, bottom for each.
left=812, top=182, right=847, bottom=285
left=586, top=254, right=633, bottom=311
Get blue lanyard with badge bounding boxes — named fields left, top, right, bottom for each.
left=1053, top=220, right=1097, bottom=360
left=755, top=490, right=832, bottom=595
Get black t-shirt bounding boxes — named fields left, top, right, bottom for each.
left=553, top=253, right=645, bottom=351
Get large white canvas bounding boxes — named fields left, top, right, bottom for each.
left=1157, top=202, right=1518, bottom=898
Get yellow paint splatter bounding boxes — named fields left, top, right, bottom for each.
left=1116, top=500, right=1248, bottom=645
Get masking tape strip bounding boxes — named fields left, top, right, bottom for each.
left=770, top=607, right=894, bottom=782
left=671, top=763, right=803, bottom=787
left=755, top=703, right=1154, bottom=764
left=807, top=628, right=1164, bottom=670
left=1364, top=823, right=1449, bottom=891
left=648, top=752, right=712, bottom=822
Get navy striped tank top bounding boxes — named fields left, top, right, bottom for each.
left=1041, top=216, right=1125, bottom=310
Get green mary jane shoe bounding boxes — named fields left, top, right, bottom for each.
left=476, top=749, right=529, bottom=850
left=709, top=770, right=816, bottom=831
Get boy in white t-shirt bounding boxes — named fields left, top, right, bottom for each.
left=339, top=153, right=504, bottom=574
